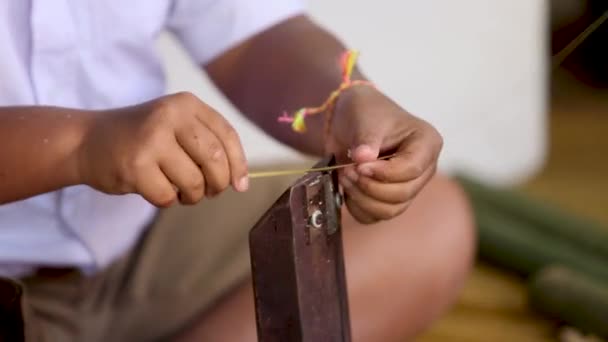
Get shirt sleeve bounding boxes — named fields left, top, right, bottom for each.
left=167, top=0, right=306, bottom=65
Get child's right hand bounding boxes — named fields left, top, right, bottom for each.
left=77, top=92, right=249, bottom=207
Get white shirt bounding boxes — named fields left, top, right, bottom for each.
left=0, top=0, right=304, bottom=277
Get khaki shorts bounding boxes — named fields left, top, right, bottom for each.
left=2, top=174, right=300, bottom=341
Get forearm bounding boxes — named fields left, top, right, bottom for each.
left=205, top=15, right=365, bottom=156
left=0, top=106, right=90, bottom=204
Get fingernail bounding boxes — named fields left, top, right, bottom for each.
left=237, top=176, right=249, bottom=192
left=354, top=145, right=379, bottom=162
left=358, top=165, right=373, bottom=177
left=345, top=168, right=359, bottom=183
left=340, top=176, right=353, bottom=189
left=356, top=145, right=374, bottom=155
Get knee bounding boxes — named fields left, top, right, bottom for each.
left=411, top=173, right=476, bottom=325
left=342, top=173, right=476, bottom=341
left=426, top=173, right=476, bottom=270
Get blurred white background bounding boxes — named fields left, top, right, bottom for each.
left=157, top=0, right=549, bottom=186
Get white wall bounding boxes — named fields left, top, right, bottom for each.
left=157, top=0, right=549, bottom=186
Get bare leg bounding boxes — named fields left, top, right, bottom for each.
left=175, top=174, right=475, bottom=342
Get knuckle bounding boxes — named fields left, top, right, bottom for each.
left=223, top=122, right=239, bottom=141
left=407, top=164, right=425, bottom=178
left=361, top=213, right=378, bottom=225
left=343, top=187, right=359, bottom=202
left=181, top=190, right=203, bottom=205
left=130, top=152, right=151, bottom=171
left=435, top=131, right=444, bottom=151
left=395, top=204, right=409, bottom=216
left=144, top=127, right=169, bottom=147
left=121, top=154, right=153, bottom=191
left=205, top=187, right=220, bottom=198
left=191, top=191, right=205, bottom=203
left=398, top=189, right=412, bottom=203
left=124, top=152, right=151, bottom=178
left=357, top=177, right=374, bottom=194
left=346, top=201, right=374, bottom=225
left=219, top=119, right=234, bottom=134
left=178, top=193, right=194, bottom=205
left=376, top=205, right=402, bottom=220
left=193, top=190, right=205, bottom=202
left=207, top=175, right=230, bottom=195
left=152, top=97, right=177, bottom=120
left=376, top=209, right=393, bottom=221
left=422, top=121, right=444, bottom=152
left=152, top=93, right=198, bottom=123
left=207, top=143, right=224, bottom=161
left=155, top=190, right=176, bottom=207
left=189, top=174, right=205, bottom=192
left=144, top=112, right=174, bottom=138
left=181, top=173, right=205, bottom=203
left=217, top=176, right=230, bottom=192
left=372, top=167, right=388, bottom=181
left=358, top=215, right=377, bottom=225
left=430, top=164, right=439, bottom=178
left=114, top=172, right=134, bottom=194
left=113, top=161, right=136, bottom=192
left=173, top=91, right=197, bottom=104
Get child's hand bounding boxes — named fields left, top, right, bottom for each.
left=327, top=86, right=443, bottom=224
left=78, top=92, right=248, bottom=207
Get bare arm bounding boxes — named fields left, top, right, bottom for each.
left=1, top=93, right=250, bottom=207
left=205, top=15, right=365, bottom=156
left=205, top=14, right=444, bottom=224
left=0, top=106, right=90, bottom=204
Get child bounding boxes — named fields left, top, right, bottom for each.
left=0, top=1, right=474, bottom=340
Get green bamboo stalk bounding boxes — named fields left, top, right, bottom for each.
left=529, top=265, right=608, bottom=338
left=473, top=199, right=608, bottom=281
left=457, top=175, right=608, bottom=263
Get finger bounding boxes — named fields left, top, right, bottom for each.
left=351, top=164, right=437, bottom=204
left=135, top=166, right=178, bottom=208
left=351, top=144, right=380, bottom=164
left=159, top=146, right=206, bottom=205
left=349, top=114, right=392, bottom=164
left=356, top=128, right=440, bottom=183
left=343, top=191, right=377, bottom=225
left=176, top=122, right=230, bottom=196
left=340, top=174, right=409, bottom=221
left=194, top=103, right=249, bottom=192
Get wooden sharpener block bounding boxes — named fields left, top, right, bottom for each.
left=249, top=157, right=352, bottom=342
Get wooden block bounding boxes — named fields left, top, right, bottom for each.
left=249, top=157, right=351, bottom=342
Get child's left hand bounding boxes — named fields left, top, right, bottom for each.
left=327, top=86, right=443, bottom=224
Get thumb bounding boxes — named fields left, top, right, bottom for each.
left=350, top=129, right=384, bottom=163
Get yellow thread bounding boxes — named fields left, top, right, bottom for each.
left=268, top=50, right=378, bottom=179
left=291, top=109, right=307, bottom=133
left=248, top=154, right=395, bottom=179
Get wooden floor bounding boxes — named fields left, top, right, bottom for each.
left=419, top=69, right=608, bottom=341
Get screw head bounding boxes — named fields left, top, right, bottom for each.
left=310, top=209, right=323, bottom=228
left=335, top=193, right=344, bottom=207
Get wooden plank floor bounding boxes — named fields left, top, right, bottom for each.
left=419, top=69, right=608, bottom=341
